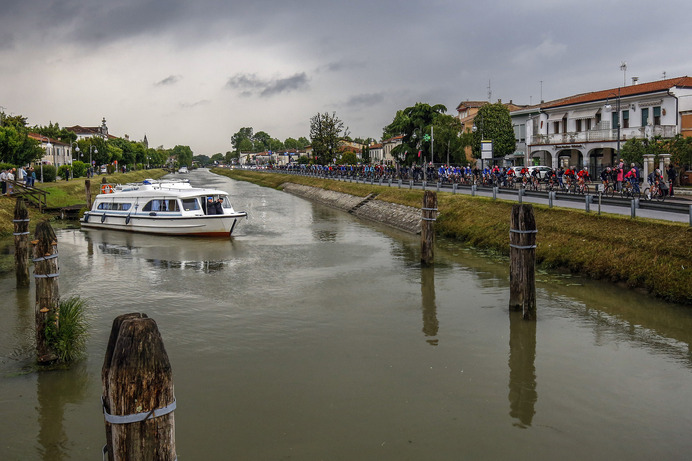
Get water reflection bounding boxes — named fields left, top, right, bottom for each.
left=420, top=266, right=438, bottom=345
left=36, top=363, right=89, bottom=461
left=508, top=311, right=537, bottom=428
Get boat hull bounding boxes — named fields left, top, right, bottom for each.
left=81, top=212, right=247, bottom=237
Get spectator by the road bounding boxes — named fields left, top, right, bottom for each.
left=666, top=164, right=677, bottom=197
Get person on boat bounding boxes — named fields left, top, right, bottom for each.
left=214, top=197, right=224, bottom=214
left=206, top=197, right=216, bottom=215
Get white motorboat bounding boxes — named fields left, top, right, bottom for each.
left=81, top=179, right=247, bottom=237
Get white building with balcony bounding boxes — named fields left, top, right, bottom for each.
left=523, top=76, right=692, bottom=174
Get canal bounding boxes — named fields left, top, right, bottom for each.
left=1, top=169, right=692, bottom=460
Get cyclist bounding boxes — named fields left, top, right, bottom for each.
left=624, top=165, right=640, bottom=193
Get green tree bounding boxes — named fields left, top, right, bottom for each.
left=210, top=153, right=224, bottom=163
left=667, top=134, right=692, bottom=171
left=284, top=137, right=301, bottom=150
left=432, top=114, right=467, bottom=165
left=310, top=112, right=345, bottom=164
left=472, top=103, right=516, bottom=159
left=231, top=127, right=254, bottom=153
left=382, top=102, right=447, bottom=165
left=619, top=137, right=668, bottom=167
left=253, top=131, right=272, bottom=151
left=171, top=145, right=193, bottom=168
left=297, top=137, right=310, bottom=148
left=339, top=152, right=358, bottom=165
left=33, top=122, right=76, bottom=146
left=0, top=125, right=43, bottom=165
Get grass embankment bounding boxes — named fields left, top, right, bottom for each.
left=0, top=169, right=167, bottom=238
left=214, top=168, right=692, bottom=305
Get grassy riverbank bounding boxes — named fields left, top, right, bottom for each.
left=0, top=170, right=167, bottom=272
left=214, top=168, right=692, bottom=305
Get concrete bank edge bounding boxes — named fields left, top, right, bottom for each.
left=281, top=183, right=421, bottom=234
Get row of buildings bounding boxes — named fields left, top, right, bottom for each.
left=368, top=76, right=692, bottom=177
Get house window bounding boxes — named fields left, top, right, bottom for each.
left=576, top=119, right=582, bottom=132
left=653, top=106, right=661, bottom=125
left=622, top=110, right=629, bottom=128
left=596, top=112, right=602, bottom=125
left=641, top=107, right=649, bottom=126
left=612, top=112, right=619, bottom=129
left=553, top=121, right=560, bottom=134
left=585, top=119, right=592, bottom=130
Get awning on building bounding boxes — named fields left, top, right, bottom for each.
left=547, top=112, right=567, bottom=121
left=512, top=151, right=525, bottom=157
left=569, top=107, right=599, bottom=119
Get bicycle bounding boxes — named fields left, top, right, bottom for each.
left=643, top=182, right=666, bottom=202
left=620, top=179, right=641, bottom=199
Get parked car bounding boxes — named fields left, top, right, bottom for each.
left=178, top=166, right=189, bottom=174
left=100, top=166, right=107, bottom=174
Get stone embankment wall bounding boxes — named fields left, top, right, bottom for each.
left=282, top=183, right=421, bottom=234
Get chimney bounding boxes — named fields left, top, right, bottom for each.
left=632, top=76, right=639, bottom=85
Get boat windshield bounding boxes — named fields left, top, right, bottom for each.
left=182, top=198, right=200, bottom=211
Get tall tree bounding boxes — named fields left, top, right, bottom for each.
left=471, top=103, right=516, bottom=160
left=310, top=112, right=345, bottom=164
left=382, top=102, right=447, bottom=165
left=231, top=127, right=254, bottom=153
left=171, top=145, right=193, bottom=167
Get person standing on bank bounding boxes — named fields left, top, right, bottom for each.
left=666, top=164, right=677, bottom=197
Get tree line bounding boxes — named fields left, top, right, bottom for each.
left=0, top=112, right=194, bottom=177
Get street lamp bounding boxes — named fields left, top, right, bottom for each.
left=40, top=136, right=52, bottom=183
left=472, top=113, right=485, bottom=170
left=89, top=145, right=98, bottom=173
left=70, top=142, right=79, bottom=179
left=604, top=88, right=622, bottom=159
left=412, top=127, right=431, bottom=181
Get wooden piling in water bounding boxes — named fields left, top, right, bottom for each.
left=85, top=179, right=92, bottom=210
left=102, top=314, right=176, bottom=461
left=509, top=204, right=537, bottom=320
left=421, top=191, right=437, bottom=265
left=33, top=221, right=60, bottom=363
left=14, top=198, right=30, bottom=287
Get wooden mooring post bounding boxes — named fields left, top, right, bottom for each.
left=33, top=221, right=59, bottom=363
left=102, top=313, right=176, bottom=461
left=14, top=198, right=30, bottom=287
left=509, top=204, right=537, bottom=320
left=421, top=191, right=437, bottom=265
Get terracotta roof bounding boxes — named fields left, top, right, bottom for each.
left=456, top=100, right=488, bottom=111
left=28, top=132, right=69, bottom=146
left=543, top=76, right=692, bottom=108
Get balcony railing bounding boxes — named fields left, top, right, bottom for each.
left=530, top=125, right=677, bottom=145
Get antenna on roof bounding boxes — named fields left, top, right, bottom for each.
left=487, top=79, right=491, bottom=102
left=620, top=61, right=627, bottom=86
left=662, top=71, right=666, bottom=80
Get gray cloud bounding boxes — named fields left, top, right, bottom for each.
left=226, top=72, right=309, bottom=97
left=343, top=93, right=385, bottom=107
left=155, top=75, right=183, bottom=86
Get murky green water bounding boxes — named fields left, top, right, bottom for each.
left=1, top=169, right=692, bottom=460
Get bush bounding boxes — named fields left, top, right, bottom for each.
left=71, top=161, right=87, bottom=178
left=40, top=164, right=57, bottom=182
left=45, top=296, right=89, bottom=363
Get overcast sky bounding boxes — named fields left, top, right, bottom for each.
left=2, top=0, right=690, bottom=155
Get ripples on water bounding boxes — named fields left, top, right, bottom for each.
left=1, top=169, right=692, bottom=460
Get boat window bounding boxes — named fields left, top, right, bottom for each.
left=182, top=198, right=200, bottom=211
left=96, top=202, right=132, bottom=211
left=218, top=196, right=230, bottom=208
left=142, top=199, right=180, bottom=212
